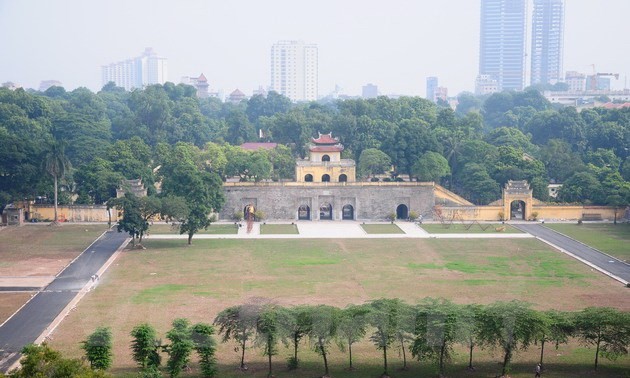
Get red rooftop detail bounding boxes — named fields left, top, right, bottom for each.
left=309, top=145, right=343, bottom=153
left=198, top=73, right=207, bottom=82
left=312, top=132, right=339, bottom=145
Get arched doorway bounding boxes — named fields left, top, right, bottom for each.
left=339, top=174, right=347, bottom=182
left=322, top=154, right=330, bottom=162
left=510, top=200, right=526, bottom=220
left=396, top=204, right=408, bottom=220
left=342, top=204, right=354, bottom=220
left=305, top=174, right=313, bottom=182
left=298, top=205, right=310, bottom=220
left=322, top=174, right=330, bottom=182
left=319, top=203, right=333, bottom=220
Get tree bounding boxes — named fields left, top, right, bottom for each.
left=533, top=310, right=574, bottom=368
left=367, top=298, right=412, bottom=376
left=108, top=193, right=145, bottom=247
left=457, top=163, right=501, bottom=205
left=412, top=299, right=459, bottom=376
left=43, top=140, right=71, bottom=223
left=285, top=305, right=313, bottom=370
left=574, top=307, right=629, bottom=369
left=160, top=144, right=224, bottom=244
left=165, top=318, right=194, bottom=378
left=130, top=323, right=161, bottom=370
left=412, top=151, right=450, bottom=183
left=557, top=171, right=605, bottom=204
left=358, top=148, right=392, bottom=179
left=82, top=327, right=113, bottom=370
left=337, top=304, right=370, bottom=370
left=191, top=323, right=218, bottom=378
left=309, top=305, right=339, bottom=377
left=256, top=305, right=290, bottom=377
left=12, top=343, right=108, bottom=378
left=214, top=304, right=260, bottom=370
left=477, top=301, right=541, bottom=376
left=457, top=304, right=483, bottom=370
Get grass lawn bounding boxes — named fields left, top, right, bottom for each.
left=361, top=223, right=405, bottom=234
left=260, top=224, right=299, bottom=234
left=421, top=223, right=522, bottom=233
left=47, top=238, right=629, bottom=377
left=544, top=223, right=630, bottom=262
left=0, top=224, right=109, bottom=324
left=149, top=223, right=238, bottom=234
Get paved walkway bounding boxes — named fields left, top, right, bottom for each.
left=0, top=230, right=129, bottom=373
left=148, top=221, right=535, bottom=239
left=513, top=223, right=630, bottom=285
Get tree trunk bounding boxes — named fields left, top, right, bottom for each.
left=348, top=340, right=353, bottom=370
left=240, top=338, right=247, bottom=369
left=293, top=334, right=299, bottom=367
left=539, top=339, right=545, bottom=366
left=502, top=346, right=512, bottom=376
left=468, top=341, right=474, bottom=369
left=383, top=345, right=388, bottom=376
left=439, top=341, right=446, bottom=375
left=53, top=175, right=58, bottom=222
left=594, top=334, right=600, bottom=370
left=187, top=232, right=193, bottom=245
left=267, top=338, right=273, bottom=377
left=401, top=339, right=407, bottom=369
left=319, top=337, right=329, bottom=376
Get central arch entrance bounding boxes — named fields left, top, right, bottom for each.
left=298, top=205, right=310, bottom=220
left=396, top=204, right=408, bottom=220
left=510, top=200, right=526, bottom=220
left=319, top=203, right=333, bottom=220
left=342, top=204, right=354, bottom=220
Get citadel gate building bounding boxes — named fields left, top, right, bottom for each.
left=220, top=134, right=468, bottom=221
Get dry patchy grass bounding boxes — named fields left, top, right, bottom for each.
left=46, top=238, right=629, bottom=376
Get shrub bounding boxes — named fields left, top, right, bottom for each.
left=386, top=212, right=397, bottom=222
left=232, top=211, right=244, bottom=222
left=408, top=211, right=419, bottom=221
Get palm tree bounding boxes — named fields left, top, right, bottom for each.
left=43, top=141, right=71, bottom=223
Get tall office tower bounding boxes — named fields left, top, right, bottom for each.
left=101, top=48, right=168, bottom=90
left=362, top=83, right=379, bottom=99
left=479, top=0, right=527, bottom=91
left=426, top=77, right=438, bottom=101
left=530, top=0, right=564, bottom=85
left=270, top=41, right=318, bottom=102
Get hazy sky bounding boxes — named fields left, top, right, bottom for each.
left=1, top=0, right=629, bottom=97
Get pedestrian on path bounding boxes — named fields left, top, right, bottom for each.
left=535, top=363, right=541, bottom=377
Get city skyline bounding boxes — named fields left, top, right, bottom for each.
left=1, top=0, right=629, bottom=98
left=479, top=0, right=528, bottom=91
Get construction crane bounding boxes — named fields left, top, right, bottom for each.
left=588, top=65, right=619, bottom=90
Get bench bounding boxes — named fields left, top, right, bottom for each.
left=581, top=213, right=602, bottom=221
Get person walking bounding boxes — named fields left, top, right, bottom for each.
left=535, top=363, right=542, bottom=377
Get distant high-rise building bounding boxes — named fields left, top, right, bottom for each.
left=564, top=71, right=586, bottom=92
left=101, top=48, right=168, bottom=90
left=270, top=40, right=318, bottom=102
left=362, top=83, right=379, bottom=99
left=434, top=87, right=448, bottom=102
left=530, top=0, right=564, bottom=86
left=475, top=74, right=499, bottom=95
left=479, top=0, right=527, bottom=91
left=39, top=80, right=63, bottom=92
left=426, top=77, right=438, bottom=101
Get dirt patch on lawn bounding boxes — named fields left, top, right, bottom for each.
left=0, top=292, right=34, bottom=324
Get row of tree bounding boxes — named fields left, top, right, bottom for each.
left=8, top=300, right=627, bottom=378
left=1, top=84, right=629, bottom=212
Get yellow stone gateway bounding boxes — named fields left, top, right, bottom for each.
left=295, top=133, right=356, bottom=183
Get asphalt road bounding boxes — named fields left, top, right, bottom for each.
left=514, top=223, right=630, bottom=284
left=0, top=229, right=128, bottom=372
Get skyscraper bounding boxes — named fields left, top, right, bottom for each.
left=101, top=48, right=168, bottom=90
left=426, top=77, right=438, bottom=101
left=530, top=0, right=564, bottom=85
left=270, top=41, right=318, bottom=102
left=479, top=0, right=527, bottom=91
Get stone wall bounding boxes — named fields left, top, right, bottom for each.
left=221, top=182, right=435, bottom=221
